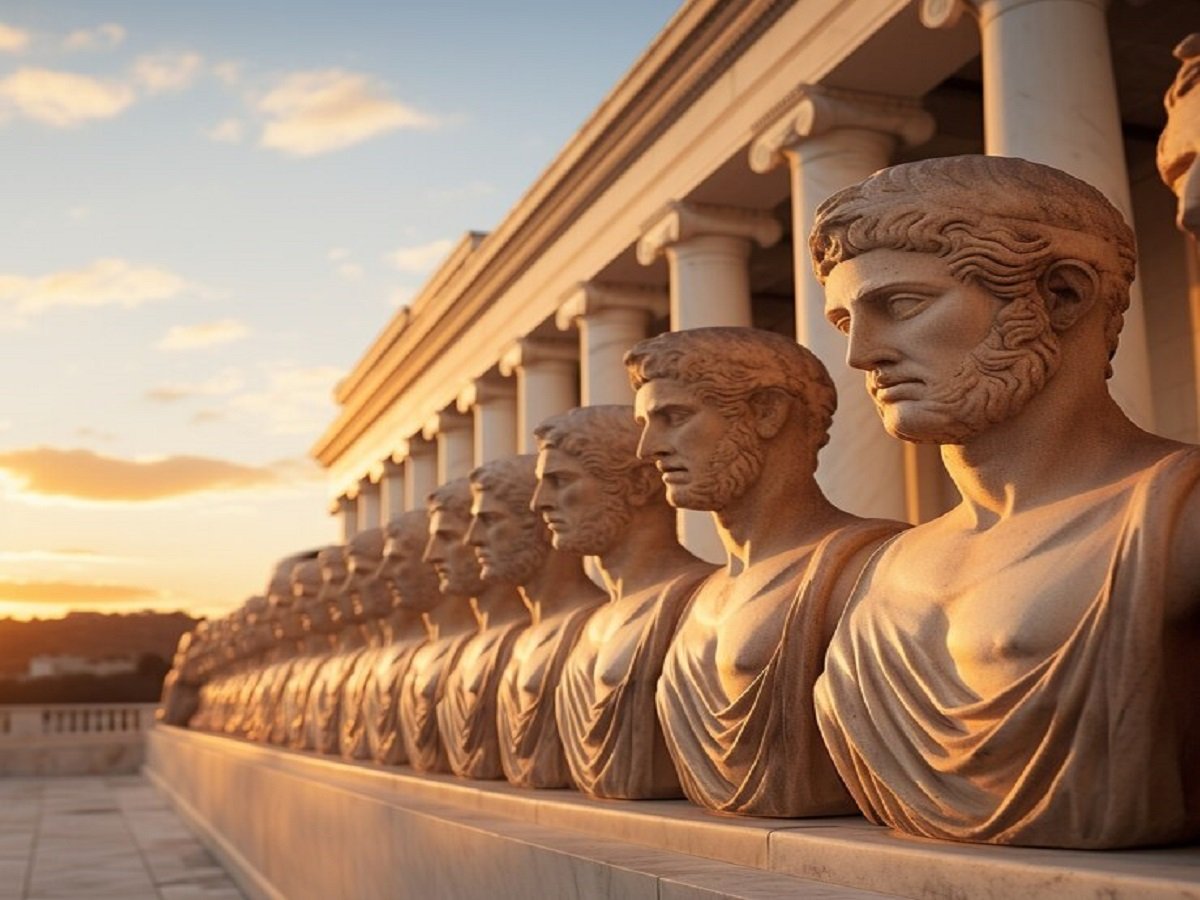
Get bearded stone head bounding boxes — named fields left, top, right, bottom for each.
left=625, top=327, right=835, bottom=511
left=424, top=478, right=487, bottom=597
left=1159, top=33, right=1200, bottom=239
left=810, top=155, right=1136, bottom=444
left=466, top=455, right=551, bottom=586
left=532, top=405, right=663, bottom=555
left=382, top=510, right=442, bottom=613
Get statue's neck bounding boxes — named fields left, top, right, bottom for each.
left=422, top=595, right=476, bottom=641
left=519, top=550, right=595, bottom=623
left=471, top=583, right=526, bottom=631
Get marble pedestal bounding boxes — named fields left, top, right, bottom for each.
left=145, top=726, right=1200, bottom=900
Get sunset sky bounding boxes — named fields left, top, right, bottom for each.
left=0, top=1, right=680, bottom=620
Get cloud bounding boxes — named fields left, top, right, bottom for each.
left=0, top=549, right=127, bottom=565
left=257, top=68, right=437, bottom=157
left=62, top=23, right=126, bottom=51
left=156, top=318, right=249, bottom=351
left=0, top=67, right=134, bottom=126
left=386, top=238, right=452, bottom=273
left=212, top=60, right=241, bottom=87
left=206, top=117, right=243, bottom=143
left=132, top=51, right=204, bottom=94
left=231, top=363, right=343, bottom=435
left=327, top=247, right=350, bottom=261
left=0, top=446, right=295, bottom=502
left=0, top=23, right=30, bottom=52
left=190, top=409, right=224, bottom=425
left=67, top=205, right=90, bottom=222
left=0, top=579, right=159, bottom=605
left=144, top=369, right=243, bottom=403
left=337, top=263, right=363, bottom=280
left=0, top=258, right=187, bottom=321
left=75, top=426, right=115, bottom=441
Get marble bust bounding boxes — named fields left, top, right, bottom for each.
left=399, top=479, right=482, bottom=772
left=433, top=457, right=532, bottom=780
left=1159, top=33, right=1200, bottom=240
left=223, top=595, right=271, bottom=738
left=625, top=328, right=906, bottom=817
left=281, top=555, right=338, bottom=750
left=337, top=528, right=394, bottom=759
left=472, top=454, right=605, bottom=789
left=537, top=405, right=715, bottom=799
left=361, top=511, right=441, bottom=765
left=302, top=544, right=365, bottom=753
left=810, top=154, right=1200, bottom=849
left=158, top=630, right=202, bottom=726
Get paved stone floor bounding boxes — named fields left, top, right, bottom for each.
left=0, top=774, right=245, bottom=900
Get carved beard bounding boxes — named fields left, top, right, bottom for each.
left=439, top=544, right=487, bottom=597
left=552, top=490, right=631, bottom=557
left=481, top=520, right=550, bottom=586
left=894, top=293, right=1061, bottom=444
left=673, top=415, right=765, bottom=512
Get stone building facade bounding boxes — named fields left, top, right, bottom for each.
left=313, top=0, right=1199, bottom=559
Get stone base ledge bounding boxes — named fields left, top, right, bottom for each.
left=145, top=725, right=1200, bottom=900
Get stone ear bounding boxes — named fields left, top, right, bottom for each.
left=1038, top=259, right=1099, bottom=332
left=748, top=388, right=789, bottom=440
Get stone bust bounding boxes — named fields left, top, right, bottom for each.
left=338, top=527, right=395, bottom=759
left=535, top=405, right=715, bottom=799
left=626, top=328, right=906, bottom=817
left=360, top=511, right=441, bottom=765
left=810, top=154, right=1200, bottom=849
left=157, top=630, right=202, bottom=726
left=281, top=554, right=338, bottom=750
left=399, top=479, right=483, bottom=773
left=474, top=453, right=605, bottom=789
left=1159, top=33, right=1200, bottom=239
left=303, top=544, right=365, bottom=754
left=433, top=457, right=534, bottom=780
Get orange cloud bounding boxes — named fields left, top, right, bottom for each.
left=0, top=446, right=287, bottom=502
left=0, top=580, right=158, bottom=605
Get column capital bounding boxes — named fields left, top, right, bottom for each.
left=750, top=85, right=935, bottom=174
left=555, top=281, right=669, bottom=330
left=636, top=201, right=783, bottom=265
left=403, top=436, right=437, bottom=460
left=499, top=336, right=578, bottom=377
left=358, top=475, right=381, bottom=492
left=455, top=372, right=515, bottom=413
left=421, top=408, right=472, bottom=441
left=331, top=493, right=356, bottom=515
left=919, top=0, right=1105, bottom=29
left=382, top=457, right=405, bottom=477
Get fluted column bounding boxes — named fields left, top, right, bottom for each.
left=499, top=337, right=580, bottom=451
left=403, top=438, right=438, bottom=510
left=381, top=458, right=405, bottom=522
left=457, top=374, right=518, bottom=465
left=751, top=85, right=935, bottom=522
left=356, top=478, right=382, bottom=532
left=922, top=0, right=1153, bottom=430
left=637, top=201, right=782, bottom=329
left=557, top=282, right=668, bottom=405
left=335, top=494, right=358, bottom=542
left=423, top=410, right=474, bottom=483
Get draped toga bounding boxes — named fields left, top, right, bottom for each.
left=437, top=621, right=524, bottom=779
left=657, top=520, right=905, bottom=817
left=283, top=652, right=330, bottom=750
left=815, top=448, right=1200, bottom=848
left=304, top=648, right=368, bottom=754
left=399, top=631, right=473, bottom=773
left=338, top=647, right=378, bottom=759
left=555, top=564, right=712, bottom=799
left=361, top=636, right=425, bottom=765
left=496, top=601, right=600, bottom=788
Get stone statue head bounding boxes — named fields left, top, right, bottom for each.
left=424, top=478, right=486, bottom=596
left=532, top=405, right=664, bottom=555
left=382, top=510, right=442, bottom=613
left=1159, top=33, right=1200, bottom=239
left=810, top=155, right=1137, bottom=444
left=346, top=527, right=391, bottom=621
left=625, top=327, right=835, bottom=511
left=466, top=454, right=550, bottom=585
left=293, top=556, right=337, bottom=635
left=316, top=544, right=348, bottom=626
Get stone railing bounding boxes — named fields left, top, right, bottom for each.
left=0, top=702, right=159, bottom=776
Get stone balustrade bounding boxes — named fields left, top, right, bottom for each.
left=0, top=702, right=158, bottom=776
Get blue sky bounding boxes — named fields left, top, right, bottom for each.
left=0, top=0, right=680, bottom=618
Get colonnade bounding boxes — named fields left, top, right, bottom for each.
left=331, top=0, right=1163, bottom=553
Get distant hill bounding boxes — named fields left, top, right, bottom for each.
left=0, top=611, right=199, bottom=678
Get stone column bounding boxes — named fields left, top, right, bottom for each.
left=557, top=282, right=669, bottom=405
left=423, top=410, right=474, bottom=484
left=750, top=85, right=935, bottom=522
left=356, top=478, right=382, bottom=532
left=637, top=201, right=782, bottom=330
left=457, top=374, right=518, bottom=465
left=499, top=337, right=580, bottom=451
left=403, top=438, right=438, bottom=510
left=381, top=458, right=405, bottom=523
left=922, top=0, right=1154, bottom=429
left=335, top=494, right=358, bottom=542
